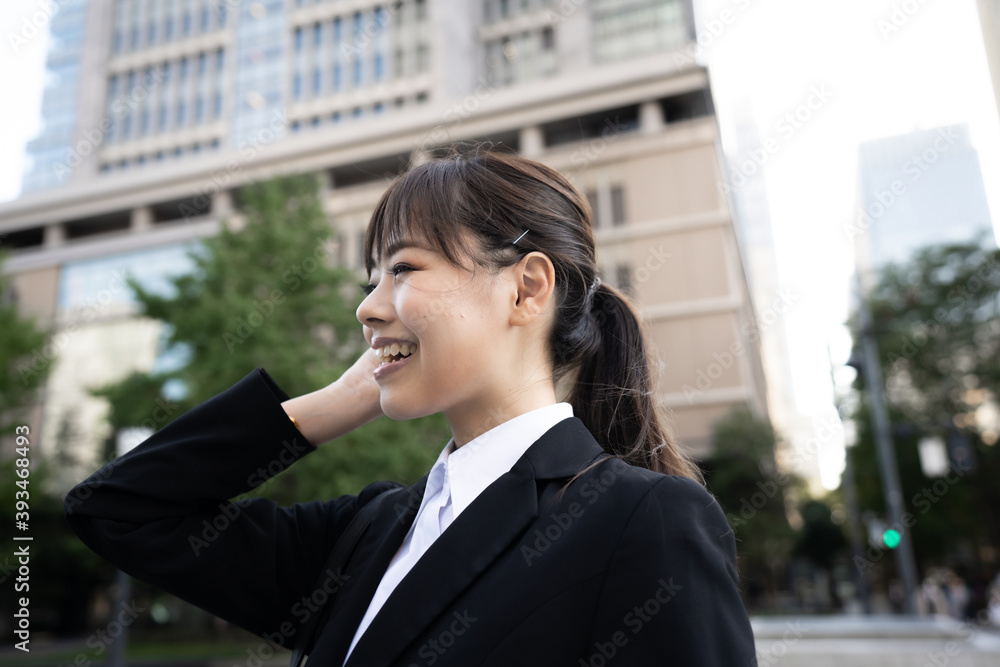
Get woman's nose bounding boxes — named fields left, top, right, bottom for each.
left=356, top=280, right=392, bottom=327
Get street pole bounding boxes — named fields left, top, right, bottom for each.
left=827, top=343, right=871, bottom=615
left=851, top=274, right=920, bottom=614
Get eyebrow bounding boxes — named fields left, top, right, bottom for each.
left=380, top=238, right=434, bottom=262
left=368, top=238, right=435, bottom=277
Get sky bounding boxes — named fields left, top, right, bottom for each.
left=2, top=0, right=999, bottom=489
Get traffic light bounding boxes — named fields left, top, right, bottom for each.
left=882, top=528, right=901, bottom=549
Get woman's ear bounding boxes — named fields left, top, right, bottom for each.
left=510, top=252, right=555, bottom=326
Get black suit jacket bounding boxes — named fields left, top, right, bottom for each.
left=65, top=368, right=757, bottom=666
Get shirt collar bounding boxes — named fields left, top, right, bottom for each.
left=427, top=402, right=574, bottom=520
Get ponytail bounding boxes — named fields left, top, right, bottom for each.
left=568, top=283, right=703, bottom=482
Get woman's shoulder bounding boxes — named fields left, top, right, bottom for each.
left=576, top=456, right=717, bottom=511
left=567, top=458, right=740, bottom=587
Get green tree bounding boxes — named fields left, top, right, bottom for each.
left=847, top=237, right=1000, bottom=573
left=91, top=171, right=449, bottom=503
left=0, top=247, right=51, bottom=431
left=703, top=406, right=801, bottom=610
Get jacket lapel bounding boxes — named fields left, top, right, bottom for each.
left=315, top=479, right=425, bottom=665
left=343, top=417, right=606, bottom=666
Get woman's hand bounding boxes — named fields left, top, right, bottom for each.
left=281, top=347, right=383, bottom=446
left=337, top=346, right=384, bottom=425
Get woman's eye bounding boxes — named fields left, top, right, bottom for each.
left=360, top=265, right=412, bottom=295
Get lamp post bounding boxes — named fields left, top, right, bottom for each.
left=848, top=275, right=920, bottom=615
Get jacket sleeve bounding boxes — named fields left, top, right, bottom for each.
left=63, top=367, right=388, bottom=646
left=587, top=475, right=758, bottom=666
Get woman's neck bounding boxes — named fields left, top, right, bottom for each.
left=446, top=382, right=558, bottom=448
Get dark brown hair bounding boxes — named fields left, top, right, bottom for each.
left=363, top=147, right=701, bottom=481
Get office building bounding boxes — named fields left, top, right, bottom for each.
left=2, top=0, right=768, bottom=482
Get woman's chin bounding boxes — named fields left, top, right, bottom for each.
left=379, top=396, right=430, bottom=422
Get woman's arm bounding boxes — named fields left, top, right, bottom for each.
left=586, top=475, right=758, bottom=665
left=64, top=359, right=384, bottom=646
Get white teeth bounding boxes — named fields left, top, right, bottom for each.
left=373, top=342, right=416, bottom=365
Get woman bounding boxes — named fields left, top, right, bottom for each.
left=66, top=150, right=758, bottom=665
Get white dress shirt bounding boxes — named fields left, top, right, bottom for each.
left=344, top=401, right=574, bottom=662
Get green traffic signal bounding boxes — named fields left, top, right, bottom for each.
left=883, top=529, right=901, bottom=549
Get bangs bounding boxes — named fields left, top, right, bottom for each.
left=363, top=160, right=473, bottom=276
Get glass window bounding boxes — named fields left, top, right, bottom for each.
left=294, top=27, right=303, bottom=52
left=216, top=48, right=224, bottom=72
left=198, top=52, right=207, bottom=75
left=182, top=11, right=191, bottom=37
left=213, top=91, right=222, bottom=118
left=332, top=63, right=341, bottom=90
left=58, top=243, right=203, bottom=313
left=314, top=22, right=322, bottom=47
left=293, top=73, right=302, bottom=99
left=180, top=57, right=188, bottom=79
left=195, top=95, right=204, bottom=122
left=615, top=264, right=632, bottom=295
left=313, top=68, right=321, bottom=95
left=610, top=185, right=625, bottom=226
left=585, top=190, right=599, bottom=227
left=148, top=21, right=157, bottom=45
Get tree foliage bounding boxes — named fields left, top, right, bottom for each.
left=847, top=238, right=1000, bottom=570
left=703, top=406, right=802, bottom=607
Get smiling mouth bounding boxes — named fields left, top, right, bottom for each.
left=373, top=342, right=416, bottom=367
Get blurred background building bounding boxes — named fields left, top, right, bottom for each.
left=1, top=0, right=771, bottom=485
left=726, top=99, right=824, bottom=491
left=853, top=123, right=996, bottom=292
left=980, top=0, right=1000, bottom=122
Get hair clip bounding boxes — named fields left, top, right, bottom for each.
left=512, top=230, right=529, bottom=246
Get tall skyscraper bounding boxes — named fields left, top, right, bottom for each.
left=853, top=123, right=995, bottom=290
left=725, top=100, right=823, bottom=489
left=2, top=0, right=767, bottom=480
